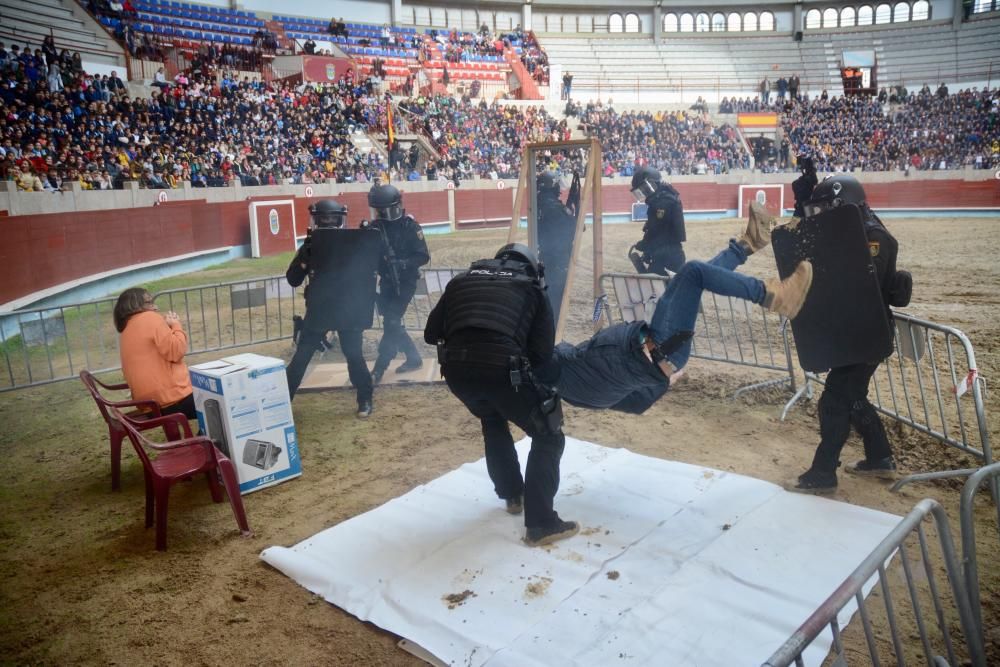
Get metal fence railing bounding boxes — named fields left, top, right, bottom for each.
left=959, top=462, right=1000, bottom=645
left=0, top=269, right=467, bottom=393
left=598, top=271, right=797, bottom=397
left=762, top=498, right=987, bottom=667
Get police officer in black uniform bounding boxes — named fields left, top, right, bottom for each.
left=424, top=243, right=578, bottom=547
left=285, top=200, right=376, bottom=418
left=791, top=154, right=818, bottom=218
left=630, top=166, right=687, bottom=274
left=792, top=175, right=911, bottom=494
left=368, top=184, right=431, bottom=382
left=536, top=171, right=576, bottom=323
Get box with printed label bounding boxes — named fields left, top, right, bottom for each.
left=190, top=353, right=301, bottom=494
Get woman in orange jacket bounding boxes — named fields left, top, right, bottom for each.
left=114, top=287, right=196, bottom=420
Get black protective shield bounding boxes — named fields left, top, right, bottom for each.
left=305, top=228, right=382, bottom=331
left=771, top=204, right=892, bottom=372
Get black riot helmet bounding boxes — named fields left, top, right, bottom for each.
left=309, top=199, right=347, bottom=228
left=630, top=166, right=662, bottom=202
left=495, top=242, right=545, bottom=286
left=797, top=154, right=816, bottom=175
left=537, top=170, right=560, bottom=197
left=803, top=174, right=867, bottom=219
left=368, top=184, right=404, bottom=221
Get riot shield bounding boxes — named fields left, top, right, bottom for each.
left=772, top=204, right=892, bottom=372
left=305, top=228, right=382, bottom=331
left=537, top=193, right=578, bottom=325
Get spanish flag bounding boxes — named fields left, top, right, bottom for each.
left=386, top=95, right=396, bottom=147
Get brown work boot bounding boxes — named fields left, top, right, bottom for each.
left=740, top=201, right=774, bottom=255
left=764, top=261, right=813, bottom=319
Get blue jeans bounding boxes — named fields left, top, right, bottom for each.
left=648, top=240, right=766, bottom=369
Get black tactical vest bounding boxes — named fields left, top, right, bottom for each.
left=443, top=259, right=541, bottom=349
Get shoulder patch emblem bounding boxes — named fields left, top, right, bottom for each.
left=869, top=241, right=880, bottom=257
left=655, top=208, right=666, bottom=219
left=416, top=229, right=424, bottom=240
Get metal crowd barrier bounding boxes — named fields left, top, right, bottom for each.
left=0, top=269, right=467, bottom=393
left=958, top=462, right=1000, bottom=645
left=598, top=271, right=797, bottom=397
left=762, top=498, right=986, bottom=667
left=0, top=298, right=121, bottom=391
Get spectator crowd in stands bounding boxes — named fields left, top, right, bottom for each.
left=578, top=104, right=751, bottom=175
left=4, top=26, right=997, bottom=196
left=782, top=86, right=999, bottom=172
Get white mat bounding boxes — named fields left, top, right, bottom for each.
left=261, top=437, right=900, bottom=666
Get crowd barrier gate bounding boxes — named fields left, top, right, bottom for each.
left=762, top=498, right=986, bottom=667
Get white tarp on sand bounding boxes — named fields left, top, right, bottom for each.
left=261, top=437, right=899, bottom=666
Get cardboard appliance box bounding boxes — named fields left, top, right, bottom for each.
left=190, top=354, right=301, bottom=494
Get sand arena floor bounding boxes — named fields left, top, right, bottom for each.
left=0, top=216, right=997, bottom=664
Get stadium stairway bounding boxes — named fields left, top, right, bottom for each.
left=0, top=0, right=124, bottom=68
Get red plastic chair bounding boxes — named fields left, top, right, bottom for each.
left=112, top=406, right=252, bottom=551
left=80, top=370, right=181, bottom=491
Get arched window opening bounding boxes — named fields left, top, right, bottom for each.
left=663, top=13, right=678, bottom=32
left=679, top=13, right=694, bottom=32
left=696, top=13, right=710, bottom=32
left=912, top=0, right=930, bottom=19
left=805, top=8, right=822, bottom=29
left=893, top=2, right=910, bottom=22
left=728, top=12, right=742, bottom=31
left=759, top=11, right=775, bottom=30
left=841, top=7, right=857, bottom=26
left=712, top=12, right=726, bottom=31
left=875, top=4, right=892, bottom=23
left=823, top=7, right=839, bottom=27
left=624, top=12, right=640, bottom=32
left=743, top=12, right=758, bottom=31
left=858, top=5, right=875, bottom=24
left=609, top=13, right=623, bottom=33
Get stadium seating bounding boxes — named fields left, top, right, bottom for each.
left=0, top=0, right=123, bottom=68
left=539, top=16, right=1000, bottom=99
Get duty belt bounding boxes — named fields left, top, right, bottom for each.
left=438, top=344, right=513, bottom=368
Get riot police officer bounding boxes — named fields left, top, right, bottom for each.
left=792, top=175, right=910, bottom=494
left=791, top=154, right=818, bottom=218
left=631, top=166, right=686, bottom=274
left=536, top=171, right=576, bottom=323
left=285, top=199, right=378, bottom=418
left=424, top=243, right=578, bottom=547
left=367, top=184, right=431, bottom=382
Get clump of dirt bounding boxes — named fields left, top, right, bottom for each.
left=442, top=590, right=476, bottom=609
left=606, top=571, right=620, bottom=581
left=524, top=577, right=553, bottom=598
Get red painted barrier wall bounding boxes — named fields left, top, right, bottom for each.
left=2, top=179, right=996, bottom=306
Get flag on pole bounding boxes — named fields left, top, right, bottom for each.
left=385, top=94, right=395, bottom=147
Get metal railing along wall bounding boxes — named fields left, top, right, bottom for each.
left=0, top=268, right=466, bottom=393
left=762, top=498, right=986, bottom=667
left=598, top=271, right=797, bottom=397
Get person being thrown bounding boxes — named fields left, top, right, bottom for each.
left=539, top=203, right=813, bottom=414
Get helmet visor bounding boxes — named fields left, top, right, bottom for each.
left=312, top=212, right=345, bottom=228
left=631, top=180, right=656, bottom=202
left=371, top=203, right=404, bottom=221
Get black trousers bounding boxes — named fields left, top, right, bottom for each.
left=444, top=367, right=566, bottom=530
left=811, top=362, right=893, bottom=473
left=286, top=325, right=372, bottom=404
left=161, top=393, right=198, bottom=420
left=648, top=243, right=686, bottom=275
left=374, top=282, right=420, bottom=373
